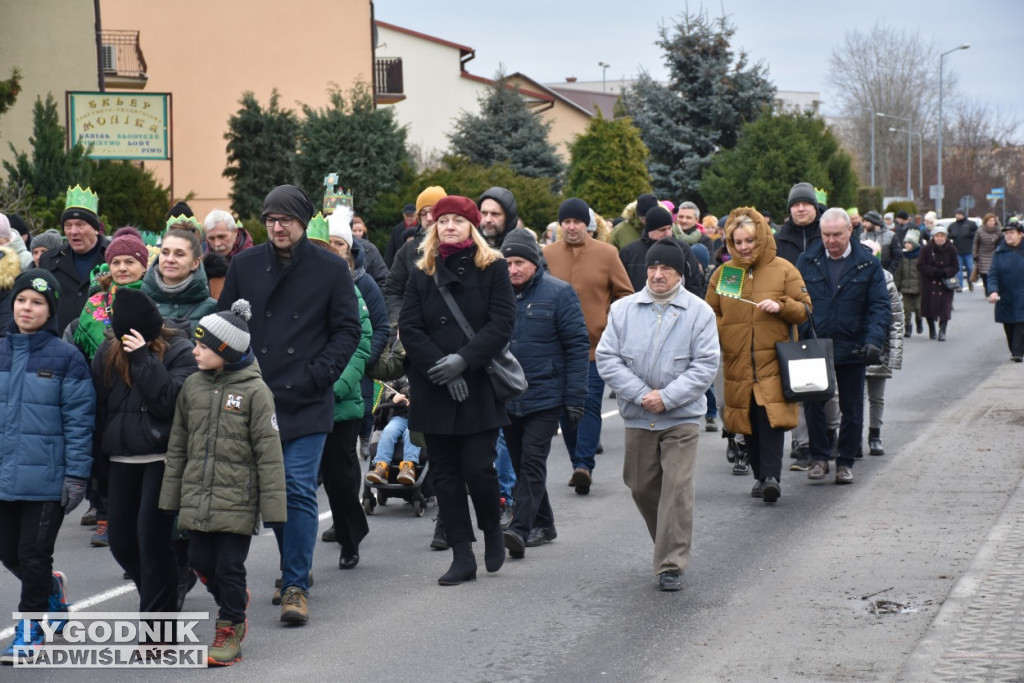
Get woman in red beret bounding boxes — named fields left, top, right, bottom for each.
left=398, top=196, right=516, bottom=585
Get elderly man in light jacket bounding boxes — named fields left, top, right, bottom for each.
left=596, top=238, right=720, bottom=592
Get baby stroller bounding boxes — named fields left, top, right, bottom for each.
left=361, top=380, right=432, bottom=517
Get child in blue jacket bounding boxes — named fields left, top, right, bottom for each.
left=0, top=269, right=95, bottom=665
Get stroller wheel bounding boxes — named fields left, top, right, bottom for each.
left=362, top=497, right=375, bottom=516
left=412, top=498, right=425, bottom=517
left=378, top=492, right=388, bottom=506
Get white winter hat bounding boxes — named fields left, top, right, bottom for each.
left=327, top=206, right=353, bottom=247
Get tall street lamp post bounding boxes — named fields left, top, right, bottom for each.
left=598, top=61, right=610, bottom=93
left=878, top=112, right=913, bottom=199
left=938, top=43, right=970, bottom=217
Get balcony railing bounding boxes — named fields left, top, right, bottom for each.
left=375, top=57, right=403, bottom=95
left=100, top=30, right=147, bottom=79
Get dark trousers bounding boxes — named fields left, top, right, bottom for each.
left=320, top=419, right=369, bottom=555
left=1003, top=322, right=1024, bottom=358
left=188, top=531, right=252, bottom=624
left=424, top=429, right=501, bottom=545
left=0, top=500, right=63, bottom=612
left=505, top=408, right=560, bottom=538
left=108, top=461, right=179, bottom=615
left=806, top=363, right=866, bottom=468
left=746, top=399, right=784, bottom=481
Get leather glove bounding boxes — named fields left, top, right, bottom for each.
left=61, top=476, right=87, bottom=515
left=565, top=406, right=585, bottom=431
left=445, top=377, right=469, bottom=403
left=428, top=354, right=468, bottom=385
left=862, top=343, right=883, bottom=365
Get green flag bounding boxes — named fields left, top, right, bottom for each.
left=716, top=264, right=747, bottom=299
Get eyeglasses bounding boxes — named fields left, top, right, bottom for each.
left=264, top=215, right=297, bottom=228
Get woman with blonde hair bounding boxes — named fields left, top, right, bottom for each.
left=705, top=208, right=810, bottom=503
left=399, top=196, right=516, bottom=585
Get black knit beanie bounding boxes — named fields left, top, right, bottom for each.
left=262, top=185, right=315, bottom=227
left=11, top=269, right=60, bottom=317
left=787, top=182, right=817, bottom=208
left=636, top=193, right=659, bottom=218
left=111, top=288, right=164, bottom=342
left=558, top=198, right=591, bottom=225
left=500, top=230, right=541, bottom=266
left=645, top=206, right=673, bottom=233
left=645, top=237, right=687, bottom=276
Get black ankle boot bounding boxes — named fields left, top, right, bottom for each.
left=928, top=320, right=937, bottom=339
left=938, top=321, right=947, bottom=341
left=430, top=513, right=449, bottom=550
left=484, top=527, right=505, bottom=573
left=916, top=317, right=924, bottom=334
left=868, top=428, right=884, bottom=456
left=438, top=542, right=477, bottom=586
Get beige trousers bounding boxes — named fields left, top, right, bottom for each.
left=623, top=423, right=699, bottom=575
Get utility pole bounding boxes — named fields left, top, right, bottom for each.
left=937, top=44, right=970, bottom=217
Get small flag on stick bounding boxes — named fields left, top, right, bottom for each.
left=716, top=264, right=757, bottom=305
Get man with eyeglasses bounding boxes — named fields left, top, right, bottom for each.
left=217, top=184, right=362, bottom=626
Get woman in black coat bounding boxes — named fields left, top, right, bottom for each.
left=917, top=225, right=960, bottom=341
left=399, top=196, right=516, bottom=585
left=92, top=289, right=198, bottom=636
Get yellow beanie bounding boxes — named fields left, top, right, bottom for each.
left=416, top=186, right=447, bottom=214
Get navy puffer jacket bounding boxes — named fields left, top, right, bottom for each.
left=505, top=269, right=590, bottom=417
left=0, top=321, right=95, bottom=501
left=796, top=241, right=891, bottom=365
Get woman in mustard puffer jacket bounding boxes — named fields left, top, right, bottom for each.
left=706, top=208, right=810, bottom=503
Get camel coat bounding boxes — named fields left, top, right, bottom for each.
left=705, top=208, right=811, bottom=435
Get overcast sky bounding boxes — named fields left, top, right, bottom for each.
left=376, top=0, right=1023, bottom=127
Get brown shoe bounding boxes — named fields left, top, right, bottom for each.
left=807, top=460, right=829, bottom=480
left=570, top=467, right=592, bottom=495
left=280, top=586, right=308, bottom=624
left=835, top=465, right=853, bottom=485
left=366, top=461, right=388, bottom=485
left=396, top=461, right=416, bottom=485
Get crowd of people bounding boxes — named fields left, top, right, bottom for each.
left=1, top=177, right=1023, bottom=666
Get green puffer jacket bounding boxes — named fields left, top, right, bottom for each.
left=159, top=357, right=286, bottom=535
left=333, top=289, right=372, bottom=422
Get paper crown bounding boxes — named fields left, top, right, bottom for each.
left=323, top=173, right=353, bottom=214
left=307, top=212, right=329, bottom=244
left=65, top=185, right=99, bottom=214
left=165, top=215, right=203, bottom=234
left=815, top=187, right=828, bottom=204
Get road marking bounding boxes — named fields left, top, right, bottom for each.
left=0, top=584, right=138, bottom=640
left=555, top=409, right=619, bottom=436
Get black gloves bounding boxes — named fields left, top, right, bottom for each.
left=428, top=354, right=468, bottom=385
left=565, top=406, right=585, bottom=430
left=445, top=377, right=469, bottom=402
left=859, top=344, right=883, bottom=365
left=61, top=476, right=87, bottom=515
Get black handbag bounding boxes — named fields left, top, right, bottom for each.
left=775, top=306, right=836, bottom=403
left=433, top=274, right=528, bottom=402
left=941, top=276, right=959, bottom=291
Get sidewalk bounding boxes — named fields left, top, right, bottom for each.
left=899, top=367, right=1024, bottom=681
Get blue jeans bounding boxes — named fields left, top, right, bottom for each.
left=559, top=360, right=604, bottom=472
left=957, top=253, right=975, bottom=288
left=495, top=430, right=516, bottom=504
left=274, top=433, right=327, bottom=592
left=373, top=416, right=421, bottom=465
left=705, top=385, right=718, bottom=419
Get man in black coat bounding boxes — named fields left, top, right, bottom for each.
left=383, top=186, right=447, bottom=323
left=774, top=182, right=821, bottom=266
left=947, top=207, right=978, bottom=291
left=619, top=206, right=704, bottom=299
left=38, top=189, right=110, bottom=331
left=217, top=184, right=361, bottom=625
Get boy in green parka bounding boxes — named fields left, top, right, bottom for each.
left=159, top=299, right=285, bottom=667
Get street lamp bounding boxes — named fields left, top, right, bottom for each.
left=855, top=106, right=877, bottom=187
left=938, top=43, right=970, bottom=217
left=598, top=61, right=610, bottom=93
left=890, top=127, right=923, bottom=199
left=878, top=112, right=913, bottom=199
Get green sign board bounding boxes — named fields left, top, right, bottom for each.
left=67, top=92, right=171, bottom=160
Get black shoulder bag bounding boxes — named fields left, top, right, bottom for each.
left=775, top=304, right=837, bottom=403
left=432, top=273, right=528, bottom=402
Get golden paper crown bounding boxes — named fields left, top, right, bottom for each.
left=65, top=185, right=99, bottom=214
left=165, top=215, right=203, bottom=234
left=815, top=187, right=828, bottom=204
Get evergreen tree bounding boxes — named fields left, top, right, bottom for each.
left=700, top=111, right=858, bottom=218
left=4, top=93, right=92, bottom=199
left=0, top=68, right=21, bottom=123
left=564, top=112, right=650, bottom=217
left=223, top=89, right=299, bottom=219
left=293, top=82, right=412, bottom=219
left=90, top=160, right=170, bottom=233
left=624, top=10, right=774, bottom=204
left=448, top=76, right=564, bottom=182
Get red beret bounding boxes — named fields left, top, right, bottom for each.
left=432, top=195, right=481, bottom=227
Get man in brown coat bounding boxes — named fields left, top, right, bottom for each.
left=543, top=198, right=633, bottom=494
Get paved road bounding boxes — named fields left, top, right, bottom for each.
left=3, top=287, right=1019, bottom=681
